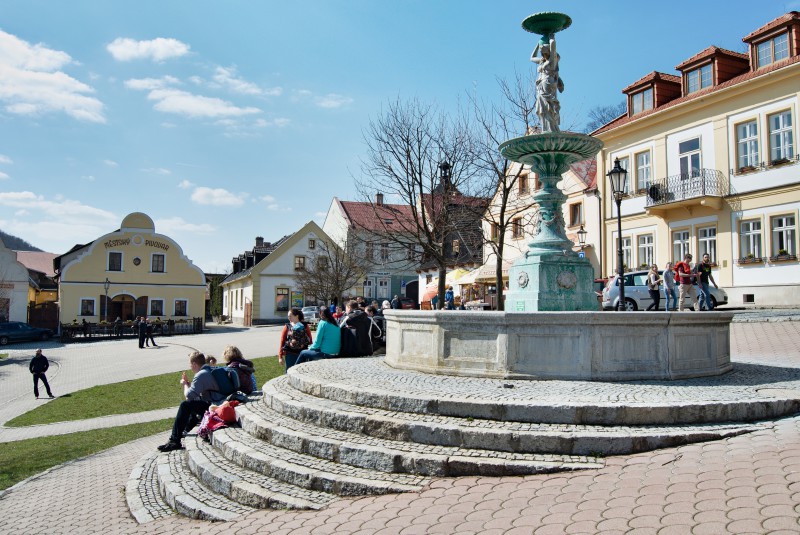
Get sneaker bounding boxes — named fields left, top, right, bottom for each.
left=48, top=395, right=55, bottom=398
left=157, top=441, right=184, bottom=452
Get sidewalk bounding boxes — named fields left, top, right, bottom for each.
left=0, top=319, right=799, bottom=534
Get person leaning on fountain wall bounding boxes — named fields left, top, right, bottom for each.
left=530, top=33, right=564, bottom=133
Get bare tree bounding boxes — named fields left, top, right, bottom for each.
left=584, top=102, right=626, bottom=133
left=354, top=98, right=482, bottom=307
left=293, top=239, right=368, bottom=307
left=468, top=71, right=541, bottom=310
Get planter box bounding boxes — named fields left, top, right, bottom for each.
left=737, top=256, right=764, bottom=265
left=769, top=254, right=798, bottom=263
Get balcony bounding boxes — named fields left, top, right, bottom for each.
left=644, top=168, right=728, bottom=215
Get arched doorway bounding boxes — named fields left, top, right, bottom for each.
left=109, top=294, right=136, bottom=321
left=404, top=280, right=419, bottom=304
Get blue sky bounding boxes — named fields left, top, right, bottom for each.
left=0, top=0, right=795, bottom=273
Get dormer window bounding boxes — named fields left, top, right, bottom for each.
left=631, top=88, right=653, bottom=115
left=686, top=64, right=712, bottom=93
left=757, top=33, right=789, bottom=68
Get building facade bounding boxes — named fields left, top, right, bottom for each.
left=594, top=12, right=800, bottom=306
left=0, top=240, right=33, bottom=323
left=54, top=212, right=206, bottom=324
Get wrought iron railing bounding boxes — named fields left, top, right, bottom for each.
left=644, top=168, right=728, bottom=207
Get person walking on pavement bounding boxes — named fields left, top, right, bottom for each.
left=29, top=348, right=54, bottom=399
left=137, top=316, right=148, bottom=348
left=646, top=264, right=662, bottom=311
left=675, top=254, right=699, bottom=311
left=145, top=319, right=158, bottom=347
left=391, top=295, right=400, bottom=309
left=663, top=262, right=678, bottom=311
left=695, top=253, right=719, bottom=311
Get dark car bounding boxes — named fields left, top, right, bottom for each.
left=0, top=321, right=54, bottom=345
left=398, top=298, right=416, bottom=310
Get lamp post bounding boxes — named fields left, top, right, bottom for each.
left=607, top=158, right=628, bottom=311
left=103, top=278, right=110, bottom=323
left=577, top=225, right=587, bottom=251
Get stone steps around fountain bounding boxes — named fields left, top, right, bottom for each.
left=211, top=426, right=430, bottom=496
left=286, top=358, right=800, bottom=425
left=262, top=376, right=769, bottom=456
left=185, top=435, right=337, bottom=510
left=154, top=449, right=257, bottom=521
left=125, top=452, right=176, bottom=524
left=237, top=400, right=603, bottom=477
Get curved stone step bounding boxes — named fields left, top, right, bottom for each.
left=186, top=436, right=336, bottom=510
left=155, top=450, right=256, bottom=521
left=212, top=426, right=430, bottom=496
left=126, top=452, right=176, bottom=524
left=262, top=376, right=768, bottom=455
left=237, top=399, right=603, bottom=477
left=287, top=358, right=800, bottom=425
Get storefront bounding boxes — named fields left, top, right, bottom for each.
left=54, top=212, right=206, bottom=326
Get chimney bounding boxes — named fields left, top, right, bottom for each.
left=232, top=257, right=240, bottom=273
left=255, top=236, right=264, bottom=247
left=376, top=192, right=384, bottom=206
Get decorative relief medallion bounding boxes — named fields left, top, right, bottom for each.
left=132, top=234, right=144, bottom=246
left=132, top=257, right=141, bottom=266
left=556, top=271, right=577, bottom=289
left=517, top=271, right=529, bottom=288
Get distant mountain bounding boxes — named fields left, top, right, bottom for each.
left=0, top=230, right=43, bottom=251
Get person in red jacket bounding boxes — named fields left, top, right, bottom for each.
left=674, top=253, right=698, bottom=311
left=278, top=308, right=313, bottom=372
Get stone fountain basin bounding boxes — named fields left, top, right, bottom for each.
left=499, top=132, right=604, bottom=168
left=384, top=310, right=733, bottom=381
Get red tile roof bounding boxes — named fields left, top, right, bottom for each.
left=569, top=159, right=598, bottom=190
left=594, top=55, right=800, bottom=135
left=743, top=11, right=800, bottom=42
left=339, top=200, right=416, bottom=232
left=675, top=46, right=748, bottom=70
left=14, top=251, right=58, bottom=277
left=622, top=71, right=681, bottom=94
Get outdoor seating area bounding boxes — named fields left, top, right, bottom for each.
left=59, top=317, right=204, bottom=342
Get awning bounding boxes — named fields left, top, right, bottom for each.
left=453, top=267, right=481, bottom=286
left=421, top=268, right=471, bottom=301
left=474, top=259, right=514, bottom=283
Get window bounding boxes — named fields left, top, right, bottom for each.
left=672, top=230, right=690, bottom=262
left=569, top=203, right=583, bottom=227
left=363, top=279, right=374, bottom=299
left=380, top=243, right=390, bottom=262
left=452, top=239, right=460, bottom=254
left=638, top=234, right=654, bottom=267
left=679, top=138, right=701, bottom=178
left=771, top=216, right=796, bottom=256
left=108, top=252, right=122, bottom=272
left=317, top=256, right=329, bottom=270
left=736, top=121, right=759, bottom=169
left=512, top=218, right=523, bottom=238
left=308, top=238, right=316, bottom=250
left=518, top=173, right=529, bottom=195
left=698, top=226, right=717, bottom=263
left=618, top=157, right=630, bottom=194
left=757, top=33, right=789, bottom=68
left=294, top=256, right=306, bottom=270
left=631, top=87, right=653, bottom=115
left=768, top=111, right=794, bottom=162
left=80, top=299, right=95, bottom=316
left=740, top=220, right=762, bottom=258
left=490, top=223, right=499, bottom=241
left=151, top=253, right=165, bottom=273
left=406, top=244, right=417, bottom=261
left=150, top=299, right=164, bottom=317
left=686, top=64, right=712, bottom=94
left=619, top=237, right=632, bottom=269
left=635, top=151, right=651, bottom=191
left=174, top=299, right=188, bottom=317
left=426, top=274, right=433, bottom=284
left=275, top=288, right=289, bottom=312
left=365, top=242, right=374, bottom=260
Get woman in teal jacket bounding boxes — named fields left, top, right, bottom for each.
left=295, top=307, right=341, bottom=364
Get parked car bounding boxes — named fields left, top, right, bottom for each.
left=398, top=297, right=416, bottom=310
left=301, top=306, right=321, bottom=322
left=601, top=270, right=728, bottom=311
left=0, top=322, right=54, bottom=345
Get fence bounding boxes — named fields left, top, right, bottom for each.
left=59, top=317, right=204, bottom=343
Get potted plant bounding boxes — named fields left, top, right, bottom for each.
left=738, top=253, right=763, bottom=265
left=770, top=158, right=791, bottom=167
left=769, top=248, right=798, bottom=262
left=738, top=165, right=757, bottom=174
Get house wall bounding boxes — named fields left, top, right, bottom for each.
left=0, top=243, right=32, bottom=323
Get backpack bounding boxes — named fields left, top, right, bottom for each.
left=210, top=366, right=240, bottom=397
left=339, top=311, right=374, bottom=357
left=283, top=323, right=310, bottom=353
left=339, top=323, right=360, bottom=358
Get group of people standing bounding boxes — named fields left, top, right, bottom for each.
left=645, top=253, right=718, bottom=311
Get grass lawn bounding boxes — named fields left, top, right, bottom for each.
left=0, top=418, right=172, bottom=491
left=6, top=356, right=283, bottom=427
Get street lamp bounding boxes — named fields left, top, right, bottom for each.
left=577, top=225, right=587, bottom=250
left=607, top=158, right=628, bottom=311
left=103, top=278, right=110, bottom=323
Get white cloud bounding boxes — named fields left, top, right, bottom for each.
left=146, top=88, right=261, bottom=119
left=107, top=37, right=190, bottom=62
left=177, top=179, right=195, bottom=189
left=190, top=186, right=247, bottom=206
left=260, top=195, right=275, bottom=203
left=81, top=175, right=95, bottom=181
left=124, top=76, right=180, bottom=91
left=154, top=216, right=215, bottom=234
left=0, top=30, right=105, bottom=122
left=315, top=93, right=353, bottom=109
left=142, top=167, right=171, bottom=175
left=102, top=159, right=118, bottom=167
left=0, top=171, right=9, bottom=180
left=14, top=209, right=28, bottom=216
left=213, top=66, right=276, bottom=96
left=0, top=154, right=12, bottom=164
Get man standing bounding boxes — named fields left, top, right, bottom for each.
left=696, top=253, right=719, bottom=311
left=444, top=286, right=455, bottom=310
left=391, top=295, right=400, bottom=309
left=29, top=349, right=54, bottom=399
left=137, top=316, right=147, bottom=348
left=675, top=254, right=698, bottom=311
left=158, top=351, right=222, bottom=452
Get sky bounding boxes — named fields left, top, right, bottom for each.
left=0, top=0, right=796, bottom=273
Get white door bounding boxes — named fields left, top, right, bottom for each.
left=377, top=278, right=390, bottom=300
left=363, top=279, right=374, bottom=299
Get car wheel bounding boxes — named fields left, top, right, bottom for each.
left=40, top=332, right=51, bottom=341
left=710, top=295, right=718, bottom=308
left=0, top=336, right=7, bottom=346
left=624, top=298, right=638, bottom=311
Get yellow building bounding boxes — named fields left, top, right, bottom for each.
left=594, top=11, right=800, bottom=307
left=54, top=212, right=206, bottom=324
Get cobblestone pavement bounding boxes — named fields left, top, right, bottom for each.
left=1, top=316, right=800, bottom=534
